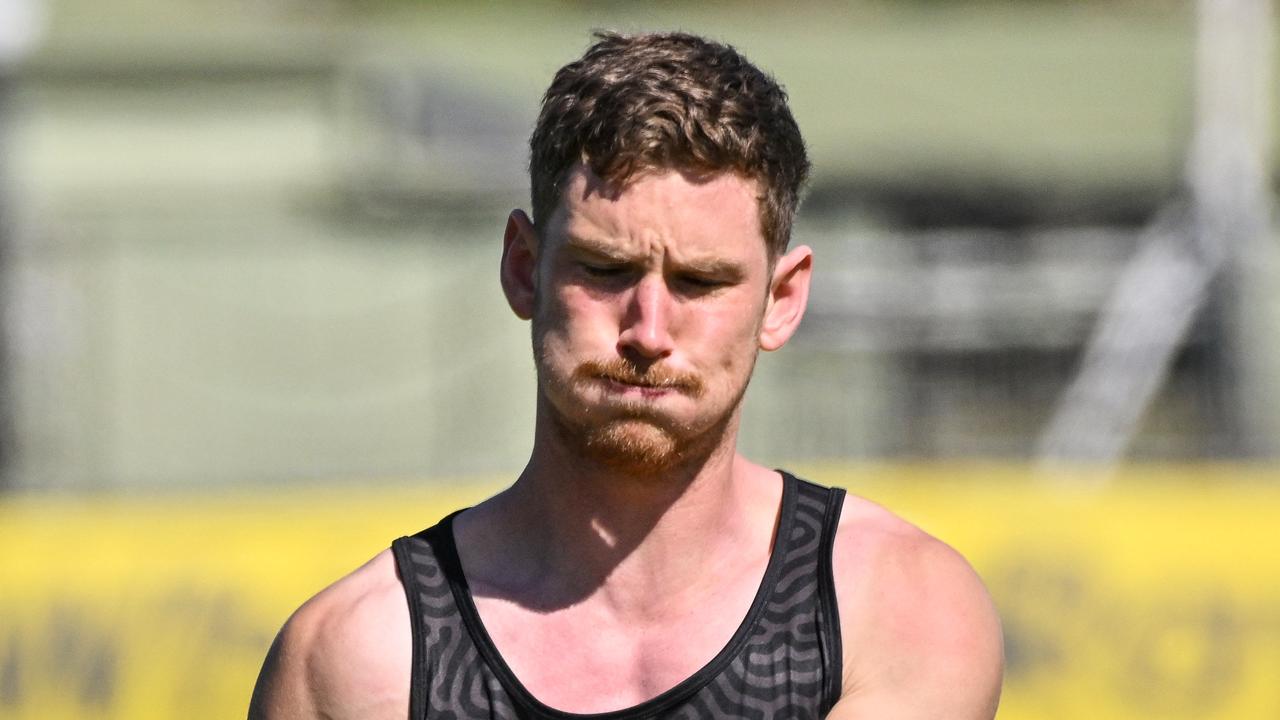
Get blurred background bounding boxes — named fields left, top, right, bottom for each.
left=0, top=0, right=1277, bottom=717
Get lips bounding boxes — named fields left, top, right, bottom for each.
left=600, top=376, right=679, bottom=398
left=602, top=375, right=680, bottom=390
left=574, top=359, right=705, bottom=398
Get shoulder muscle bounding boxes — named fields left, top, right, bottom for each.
left=248, top=549, right=412, bottom=720
left=829, top=495, right=1003, bottom=719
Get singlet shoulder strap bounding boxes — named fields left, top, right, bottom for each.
left=817, top=480, right=846, bottom=711
left=391, top=512, right=468, bottom=720
left=780, top=472, right=847, bottom=713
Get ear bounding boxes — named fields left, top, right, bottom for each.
left=759, top=245, right=812, bottom=351
left=500, top=209, right=539, bottom=320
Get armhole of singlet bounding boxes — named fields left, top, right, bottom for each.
left=390, top=537, right=429, bottom=720
left=817, top=486, right=847, bottom=714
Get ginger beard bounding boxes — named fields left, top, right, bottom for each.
left=534, top=349, right=757, bottom=476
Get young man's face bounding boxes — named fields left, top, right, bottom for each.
left=521, top=164, right=790, bottom=473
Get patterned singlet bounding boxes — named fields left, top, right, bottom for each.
left=390, top=472, right=846, bottom=719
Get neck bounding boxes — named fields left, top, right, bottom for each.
left=457, top=403, right=774, bottom=618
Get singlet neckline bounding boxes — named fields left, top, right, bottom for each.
left=434, top=471, right=800, bottom=720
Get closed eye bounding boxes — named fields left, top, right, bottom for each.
left=580, top=262, right=628, bottom=277
left=681, top=274, right=722, bottom=287
left=673, top=273, right=730, bottom=293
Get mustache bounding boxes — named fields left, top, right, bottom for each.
left=575, top=358, right=705, bottom=397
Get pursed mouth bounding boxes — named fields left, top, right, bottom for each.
left=602, top=374, right=680, bottom=388
left=599, top=376, right=684, bottom=394
left=573, top=359, right=705, bottom=398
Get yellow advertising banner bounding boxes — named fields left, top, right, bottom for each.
left=1, top=465, right=1278, bottom=719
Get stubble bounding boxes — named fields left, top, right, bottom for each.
left=540, top=356, right=729, bottom=475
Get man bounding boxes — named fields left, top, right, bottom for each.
left=250, top=31, right=1003, bottom=719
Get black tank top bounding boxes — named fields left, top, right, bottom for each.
left=391, top=472, right=846, bottom=719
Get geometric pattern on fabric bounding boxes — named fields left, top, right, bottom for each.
left=390, top=471, right=846, bottom=719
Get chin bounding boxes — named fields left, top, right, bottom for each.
left=536, top=358, right=747, bottom=475
left=554, top=400, right=739, bottom=477
left=581, top=419, right=686, bottom=474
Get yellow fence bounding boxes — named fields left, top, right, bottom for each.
left=2, top=465, right=1278, bottom=719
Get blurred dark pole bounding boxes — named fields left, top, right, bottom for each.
left=0, top=0, right=45, bottom=490
left=1037, top=0, right=1275, bottom=469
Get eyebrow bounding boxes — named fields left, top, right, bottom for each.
left=677, top=257, right=747, bottom=280
left=564, top=235, right=747, bottom=279
left=563, top=235, right=631, bottom=261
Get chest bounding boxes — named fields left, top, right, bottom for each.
left=470, top=574, right=763, bottom=714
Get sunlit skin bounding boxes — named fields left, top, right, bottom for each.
left=475, top=163, right=818, bottom=708
left=248, top=164, right=1003, bottom=720
left=509, top=165, right=794, bottom=477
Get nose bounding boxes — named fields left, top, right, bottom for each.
left=617, top=275, right=675, bottom=361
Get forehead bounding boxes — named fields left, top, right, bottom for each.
left=548, top=164, right=767, bottom=262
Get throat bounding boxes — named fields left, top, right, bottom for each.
left=483, top=461, right=753, bottom=614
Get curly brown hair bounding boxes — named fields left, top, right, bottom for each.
left=529, top=31, right=810, bottom=258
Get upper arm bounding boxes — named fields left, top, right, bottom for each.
left=827, top=502, right=1004, bottom=720
left=248, top=621, right=307, bottom=720
left=248, top=550, right=412, bottom=720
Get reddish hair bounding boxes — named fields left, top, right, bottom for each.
left=529, top=31, right=810, bottom=257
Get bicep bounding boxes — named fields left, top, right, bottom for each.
left=248, top=619, right=320, bottom=720
left=830, top=578, right=1003, bottom=719
left=823, top=667, right=1001, bottom=720
left=825, top=636, right=1002, bottom=720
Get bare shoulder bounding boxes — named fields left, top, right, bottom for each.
left=248, top=549, right=411, bottom=720
left=827, top=493, right=1003, bottom=719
